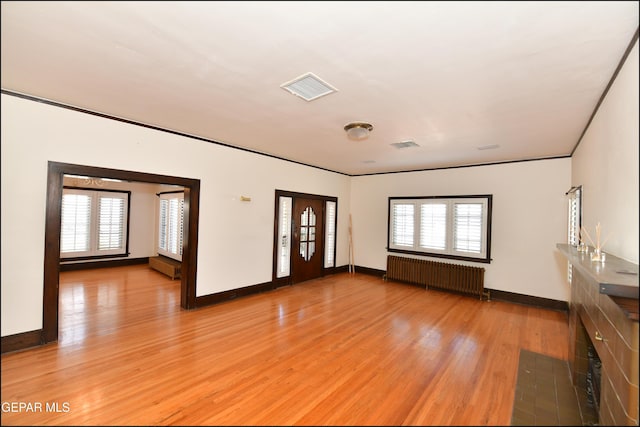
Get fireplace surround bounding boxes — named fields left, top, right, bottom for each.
left=557, top=244, right=638, bottom=425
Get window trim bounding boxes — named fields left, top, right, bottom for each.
left=61, top=186, right=131, bottom=261
left=387, top=194, right=493, bottom=264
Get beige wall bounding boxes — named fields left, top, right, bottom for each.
left=2, top=37, right=638, bottom=337
left=0, top=94, right=352, bottom=336
left=572, top=40, right=639, bottom=264
left=350, top=158, right=572, bottom=301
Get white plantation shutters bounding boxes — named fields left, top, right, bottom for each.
left=276, top=196, right=292, bottom=277
left=324, top=201, right=336, bottom=268
left=159, top=200, right=168, bottom=252
left=158, top=193, right=184, bottom=261
left=61, top=192, right=92, bottom=253
left=98, top=196, right=126, bottom=251
left=388, top=196, right=491, bottom=262
left=566, top=186, right=582, bottom=283
left=61, top=189, right=128, bottom=258
left=567, top=187, right=581, bottom=246
left=420, top=203, right=447, bottom=251
left=391, top=203, right=414, bottom=247
left=453, top=203, right=483, bottom=254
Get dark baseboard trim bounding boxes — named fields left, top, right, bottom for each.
left=352, top=265, right=386, bottom=277
left=374, top=268, right=568, bottom=311
left=334, top=265, right=350, bottom=274
left=60, top=257, right=149, bottom=271
left=1, top=329, right=43, bottom=354
left=272, top=277, right=291, bottom=289
left=486, top=288, right=568, bottom=312
left=195, top=281, right=276, bottom=308
left=195, top=268, right=362, bottom=309
left=323, top=266, right=341, bottom=275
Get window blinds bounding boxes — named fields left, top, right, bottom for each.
left=392, top=203, right=414, bottom=247
left=98, top=196, right=125, bottom=251
left=158, top=194, right=184, bottom=261
left=61, top=193, right=92, bottom=253
left=324, top=201, right=336, bottom=268
left=276, top=196, right=292, bottom=278
left=420, top=203, right=447, bottom=250
left=388, top=196, right=491, bottom=262
left=453, top=203, right=483, bottom=253
left=61, top=189, right=128, bottom=258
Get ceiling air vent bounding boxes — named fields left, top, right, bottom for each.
left=281, top=72, right=337, bottom=102
left=391, top=140, right=420, bottom=149
left=477, top=144, right=500, bottom=150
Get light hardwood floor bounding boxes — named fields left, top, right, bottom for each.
left=1, top=265, right=569, bottom=426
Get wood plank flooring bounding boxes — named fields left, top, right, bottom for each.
left=1, top=265, right=570, bottom=426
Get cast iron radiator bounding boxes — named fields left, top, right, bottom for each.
left=384, top=255, right=488, bottom=300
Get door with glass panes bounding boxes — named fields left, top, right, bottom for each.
left=291, top=197, right=325, bottom=284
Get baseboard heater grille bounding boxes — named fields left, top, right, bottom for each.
left=384, top=255, right=488, bottom=300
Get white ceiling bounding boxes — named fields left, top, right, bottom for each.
left=1, top=1, right=638, bottom=175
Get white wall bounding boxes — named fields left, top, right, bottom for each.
left=0, top=94, right=351, bottom=336
left=572, top=40, right=639, bottom=264
left=350, top=158, right=571, bottom=301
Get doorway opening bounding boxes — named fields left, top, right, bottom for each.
left=43, top=161, right=200, bottom=344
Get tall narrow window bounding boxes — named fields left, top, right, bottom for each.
left=277, top=196, right=292, bottom=278
left=566, top=186, right=582, bottom=283
left=158, top=192, right=184, bottom=261
left=420, top=202, right=447, bottom=251
left=61, top=188, right=129, bottom=259
left=392, top=203, right=415, bottom=247
left=98, top=196, right=126, bottom=251
left=61, top=192, right=92, bottom=253
left=453, top=202, right=483, bottom=254
left=324, top=201, right=336, bottom=268
left=567, top=187, right=582, bottom=246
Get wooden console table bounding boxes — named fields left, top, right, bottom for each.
left=557, top=243, right=638, bottom=425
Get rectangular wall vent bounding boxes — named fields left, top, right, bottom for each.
left=281, top=72, right=337, bottom=102
left=477, top=144, right=500, bottom=150
left=391, top=141, right=420, bottom=149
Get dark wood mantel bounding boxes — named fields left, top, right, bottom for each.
left=557, top=243, right=638, bottom=425
left=557, top=243, right=638, bottom=320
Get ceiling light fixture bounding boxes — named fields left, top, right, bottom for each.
left=344, top=122, right=373, bottom=140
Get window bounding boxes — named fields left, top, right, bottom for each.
left=158, top=194, right=183, bottom=260
left=388, top=195, right=492, bottom=263
left=276, top=196, right=292, bottom=278
left=61, top=188, right=129, bottom=259
left=324, top=201, right=336, bottom=268
left=158, top=192, right=184, bottom=261
left=566, top=186, right=582, bottom=283
left=567, top=186, right=582, bottom=247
